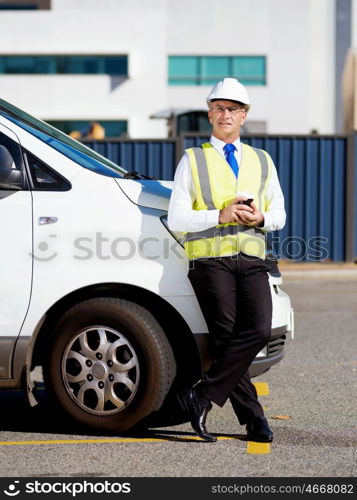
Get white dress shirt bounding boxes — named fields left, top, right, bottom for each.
left=168, top=135, right=286, bottom=233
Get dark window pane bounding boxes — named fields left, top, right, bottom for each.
left=0, top=131, right=24, bottom=190
left=0, top=55, right=128, bottom=75
left=59, top=56, right=99, bottom=74
left=101, top=121, right=127, bottom=137
left=26, top=153, right=70, bottom=191
left=4, top=56, right=35, bottom=74
left=0, top=1, right=50, bottom=8
left=47, top=120, right=128, bottom=139
left=103, top=56, right=127, bottom=75
left=1, top=56, right=53, bottom=74
left=0, top=5, right=38, bottom=9
left=197, top=113, right=211, bottom=133
left=35, top=56, right=53, bottom=73
left=177, top=111, right=210, bottom=134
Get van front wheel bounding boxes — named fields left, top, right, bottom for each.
left=44, top=297, right=176, bottom=432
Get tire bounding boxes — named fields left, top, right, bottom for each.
left=43, top=297, right=176, bottom=432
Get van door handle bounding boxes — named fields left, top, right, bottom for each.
left=38, top=217, right=58, bottom=225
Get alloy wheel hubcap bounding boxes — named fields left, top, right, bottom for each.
left=62, top=326, right=140, bottom=415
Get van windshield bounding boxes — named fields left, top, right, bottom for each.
left=0, top=98, right=127, bottom=178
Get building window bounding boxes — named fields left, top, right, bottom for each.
left=176, top=111, right=211, bottom=136
left=0, top=55, right=128, bottom=75
left=0, top=0, right=50, bottom=9
left=168, top=56, right=266, bottom=86
left=46, top=120, right=128, bottom=139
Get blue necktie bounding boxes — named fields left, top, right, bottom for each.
left=223, top=143, right=239, bottom=178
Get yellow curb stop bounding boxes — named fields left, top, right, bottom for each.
left=253, top=382, right=270, bottom=396
left=246, top=441, right=271, bottom=454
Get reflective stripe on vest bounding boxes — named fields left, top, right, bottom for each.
left=184, top=142, right=271, bottom=260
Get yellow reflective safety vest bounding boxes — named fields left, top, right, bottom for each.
left=184, top=142, right=272, bottom=260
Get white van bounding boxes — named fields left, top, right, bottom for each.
left=0, top=98, right=293, bottom=432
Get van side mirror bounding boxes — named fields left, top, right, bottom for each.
left=0, top=145, right=22, bottom=189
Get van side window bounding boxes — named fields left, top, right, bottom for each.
left=26, top=152, right=71, bottom=191
left=0, top=131, right=24, bottom=190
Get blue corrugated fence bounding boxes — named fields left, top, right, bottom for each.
left=85, top=140, right=177, bottom=180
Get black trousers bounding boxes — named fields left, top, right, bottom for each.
left=188, top=253, right=272, bottom=425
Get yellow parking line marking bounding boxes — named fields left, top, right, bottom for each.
left=0, top=438, right=166, bottom=446
left=246, top=441, right=271, bottom=454
left=253, top=382, right=270, bottom=396
left=0, top=436, right=242, bottom=446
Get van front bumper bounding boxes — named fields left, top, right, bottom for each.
left=194, top=325, right=289, bottom=378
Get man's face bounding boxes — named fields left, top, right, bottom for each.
left=208, top=100, right=247, bottom=142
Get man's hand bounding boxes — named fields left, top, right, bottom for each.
left=219, top=198, right=264, bottom=227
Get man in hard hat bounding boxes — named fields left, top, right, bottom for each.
left=168, top=78, right=286, bottom=442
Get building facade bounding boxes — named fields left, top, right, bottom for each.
left=0, top=0, right=345, bottom=138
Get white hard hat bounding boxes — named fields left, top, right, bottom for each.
left=207, top=77, right=250, bottom=105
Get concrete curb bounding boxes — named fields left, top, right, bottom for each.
left=279, top=264, right=357, bottom=282
left=279, top=263, right=357, bottom=281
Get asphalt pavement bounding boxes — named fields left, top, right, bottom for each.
left=0, top=270, right=356, bottom=477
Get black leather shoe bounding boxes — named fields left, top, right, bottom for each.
left=178, top=388, right=217, bottom=442
left=246, top=417, right=273, bottom=442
